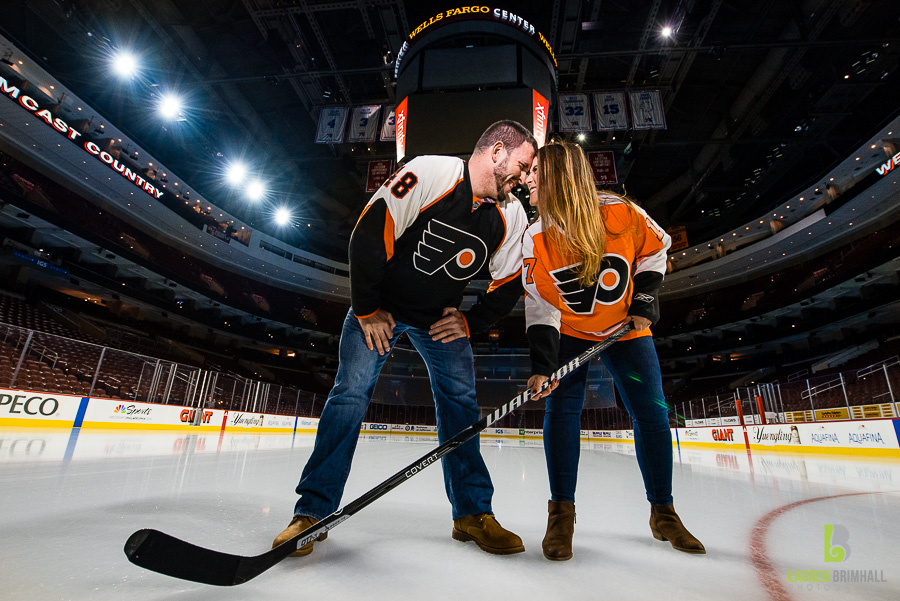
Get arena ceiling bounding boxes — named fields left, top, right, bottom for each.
left=0, top=0, right=898, bottom=262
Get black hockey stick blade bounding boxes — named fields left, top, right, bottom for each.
left=125, top=526, right=300, bottom=586
left=124, top=322, right=633, bottom=586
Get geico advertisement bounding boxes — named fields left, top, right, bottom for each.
left=0, top=389, right=82, bottom=422
left=360, top=422, right=390, bottom=432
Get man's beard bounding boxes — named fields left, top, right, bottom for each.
left=492, top=156, right=515, bottom=199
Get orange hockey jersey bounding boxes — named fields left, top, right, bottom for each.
left=522, top=198, right=671, bottom=376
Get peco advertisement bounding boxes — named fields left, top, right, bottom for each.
left=0, top=389, right=83, bottom=427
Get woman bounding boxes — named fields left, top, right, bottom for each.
left=522, top=142, right=704, bottom=560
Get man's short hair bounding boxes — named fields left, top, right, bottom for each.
left=474, top=120, right=537, bottom=155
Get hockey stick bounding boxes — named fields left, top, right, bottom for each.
left=124, top=322, right=634, bottom=586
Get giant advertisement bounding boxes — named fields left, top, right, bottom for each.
left=81, top=398, right=223, bottom=431
left=675, top=426, right=741, bottom=446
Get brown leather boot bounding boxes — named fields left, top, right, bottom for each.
left=272, top=515, right=328, bottom=557
left=542, top=500, right=575, bottom=561
left=452, top=513, right=525, bottom=555
left=649, top=505, right=705, bottom=554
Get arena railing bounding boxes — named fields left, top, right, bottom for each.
left=0, top=321, right=641, bottom=430
left=675, top=358, right=900, bottom=427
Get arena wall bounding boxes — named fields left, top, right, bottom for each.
left=3, top=388, right=899, bottom=457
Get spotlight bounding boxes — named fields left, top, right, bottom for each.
left=247, top=179, right=266, bottom=201
left=661, top=26, right=673, bottom=38
left=274, top=207, right=292, bottom=226
left=225, top=162, right=247, bottom=186
left=158, top=94, right=183, bottom=120
left=577, top=133, right=586, bottom=141
left=112, top=52, right=137, bottom=77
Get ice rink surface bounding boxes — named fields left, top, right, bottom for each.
left=1, top=428, right=898, bottom=601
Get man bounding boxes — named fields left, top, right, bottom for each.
left=274, top=120, right=537, bottom=556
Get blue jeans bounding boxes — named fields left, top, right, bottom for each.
left=294, top=310, right=494, bottom=520
left=544, top=335, right=673, bottom=506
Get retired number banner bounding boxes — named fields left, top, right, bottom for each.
left=587, top=151, right=618, bottom=185
left=592, top=91, right=628, bottom=131
left=380, top=107, right=397, bottom=141
left=667, top=225, right=689, bottom=252
left=557, top=93, right=591, bottom=132
left=366, top=159, right=395, bottom=193
left=315, top=106, right=349, bottom=143
left=348, top=105, right=382, bottom=143
left=629, top=90, right=667, bottom=130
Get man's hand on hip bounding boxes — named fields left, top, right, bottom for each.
left=358, top=309, right=396, bottom=355
left=429, top=308, right=468, bottom=343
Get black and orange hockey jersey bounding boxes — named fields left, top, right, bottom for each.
left=522, top=198, right=671, bottom=376
left=350, top=155, right=528, bottom=333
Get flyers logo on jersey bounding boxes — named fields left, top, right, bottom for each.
left=413, top=219, right=488, bottom=280
left=549, top=254, right=630, bottom=314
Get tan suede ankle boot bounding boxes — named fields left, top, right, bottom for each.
left=452, top=513, right=525, bottom=555
left=272, top=515, right=328, bottom=557
left=649, top=504, right=705, bottom=554
left=541, top=500, right=575, bottom=561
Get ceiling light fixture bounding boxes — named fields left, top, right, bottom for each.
left=225, top=162, right=248, bottom=186
left=247, top=179, right=266, bottom=201
left=158, top=94, right=184, bottom=120
left=112, top=52, right=138, bottom=77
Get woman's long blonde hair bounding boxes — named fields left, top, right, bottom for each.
left=536, top=142, right=636, bottom=286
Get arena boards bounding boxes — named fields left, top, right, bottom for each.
left=3, top=387, right=899, bottom=457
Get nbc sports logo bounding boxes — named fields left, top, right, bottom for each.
left=114, top=404, right=127, bottom=414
